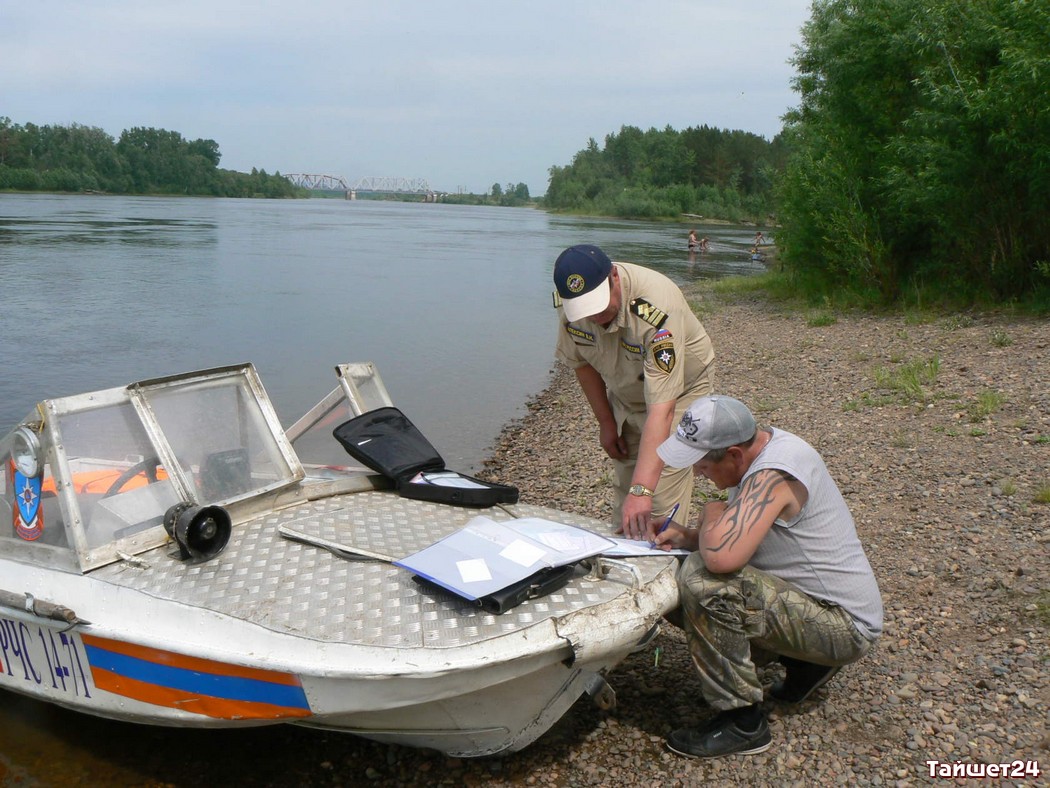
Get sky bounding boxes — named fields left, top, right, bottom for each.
left=1, top=1, right=813, bottom=196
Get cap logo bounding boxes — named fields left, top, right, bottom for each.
left=566, top=273, right=586, bottom=294
left=677, top=411, right=699, bottom=442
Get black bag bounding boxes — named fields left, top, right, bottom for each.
left=333, top=407, right=519, bottom=507
left=413, top=564, right=575, bottom=615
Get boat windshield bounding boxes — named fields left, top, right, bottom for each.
left=1, top=364, right=302, bottom=570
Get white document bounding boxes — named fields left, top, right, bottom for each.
left=457, top=558, right=492, bottom=583
left=409, top=471, right=489, bottom=489
left=395, top=515, right=615, bottom=601
left=500, top=538, right=547, bottom=568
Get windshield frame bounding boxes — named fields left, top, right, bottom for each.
left=11, top=363, right=304, bottom=572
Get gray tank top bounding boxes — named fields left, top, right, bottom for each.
left=730, top=428, right=883, bottom=640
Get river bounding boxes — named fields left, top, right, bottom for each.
left=0, top=193, right=766, bottom=785
left=0, top=194, right=765, bottom=471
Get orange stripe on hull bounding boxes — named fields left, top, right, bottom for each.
left=80, top=634, right=302, bottom=687
left=90, top=668, right=311, bottom=720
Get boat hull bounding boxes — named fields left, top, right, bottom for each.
left=0, top=498, right=678, bottom=756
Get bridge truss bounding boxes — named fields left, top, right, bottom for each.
left=284, top=173, right=439, bottom=200
left=284, top=174, right=350, bottom=191
left=351, top=176, right=432, bottom=194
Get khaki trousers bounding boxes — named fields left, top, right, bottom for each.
left=610, top=367, right=714, bottom=529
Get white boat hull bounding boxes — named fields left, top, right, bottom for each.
left=0, top=363, right=679, bottom=757
left=0, top=499, right=676, bottom=756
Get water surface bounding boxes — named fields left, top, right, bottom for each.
left=0, top=194, right=765, bottom=470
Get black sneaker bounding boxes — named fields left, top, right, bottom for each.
left=771, top=656, right=841, bottom=704
left=666, top=715, right=772, bottom=758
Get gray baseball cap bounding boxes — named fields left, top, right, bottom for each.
left=657, top=395, right=757, bottom=468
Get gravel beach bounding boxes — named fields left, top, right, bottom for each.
left=2, top=286, right=1046, bottom=787
left=473, top=285, right=1049, bottom=786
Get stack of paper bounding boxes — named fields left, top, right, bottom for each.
left=395, top=515, right=614, bottom=601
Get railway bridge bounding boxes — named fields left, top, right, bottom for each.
left=283, top=174, right=438, bottom=201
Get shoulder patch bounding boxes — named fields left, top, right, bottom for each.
left=552, top=291, right=563, bottom=308
left=630, top=298, right=668, bottom=329
left=651, top=328, right=673, bottom=344
left=651, top=338, right=676, bottom=373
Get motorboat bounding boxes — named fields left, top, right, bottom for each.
left=0, top=363, right=678, bottom=757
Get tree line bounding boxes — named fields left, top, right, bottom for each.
left=0, top=119, right=297, bottom=198
left=776, top=0, right=1049, bottom=306
left=439, top=181, right=532, bottom=207
left=544, top=124, right=784, bottom=223
left=543, top=1, right=1047, bottom=306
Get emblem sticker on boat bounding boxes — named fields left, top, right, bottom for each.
left=80, top=634, right=312, bottom=720
left=11, top=462, right=44, bottom=541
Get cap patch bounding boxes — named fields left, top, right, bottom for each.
left=677, top=410, right=699, bottom=440
left=566, top=273, right=586, bottom=294
left=630, top=298, right=668, bottom=329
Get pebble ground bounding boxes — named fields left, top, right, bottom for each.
left=2, top=287, right=1046, bottom=787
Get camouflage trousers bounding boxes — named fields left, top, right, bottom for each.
left=678, top=552, right=873, bottom=711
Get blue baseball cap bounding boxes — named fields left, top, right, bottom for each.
left=554, top=245, right=613, bottom=322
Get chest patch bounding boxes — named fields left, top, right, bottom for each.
left=620, top=338, right=642, bottom=355
left=630, top=298, right=668, bottom=329
left=565, top=323, right=596, bottom=343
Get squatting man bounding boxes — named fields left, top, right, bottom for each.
left=649, top=394, right=883, bottom=758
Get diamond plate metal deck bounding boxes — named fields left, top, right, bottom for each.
left=91, top=491, right=675, bottom=649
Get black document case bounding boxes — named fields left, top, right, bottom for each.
left=332, top=407, right=518, bottom=507
left=413, top=565, right=576, bottom=615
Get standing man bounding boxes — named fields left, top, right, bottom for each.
left=654, top=395, right=883, bottom=758
left=553, top=244, right=715, bottom=538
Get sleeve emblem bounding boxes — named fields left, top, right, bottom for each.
left=651, top=338, right=676, bottom=373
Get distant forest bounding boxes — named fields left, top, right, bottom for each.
left=544, top=124, right=785, bottom=223
left=0, top=118, right=297, bottom=198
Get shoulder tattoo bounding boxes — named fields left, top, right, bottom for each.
left=705, top=469, right=794, bottom=556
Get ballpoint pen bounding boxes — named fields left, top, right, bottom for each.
left=649, top=502, right=680, bottom=548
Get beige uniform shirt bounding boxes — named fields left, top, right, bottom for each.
left=555, top=262, right=715, bottom=425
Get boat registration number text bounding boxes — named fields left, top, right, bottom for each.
left=0, top=616, right=93, bottom=699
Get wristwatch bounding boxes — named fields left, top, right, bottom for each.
left=628, top=484, right=654, bottom=497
